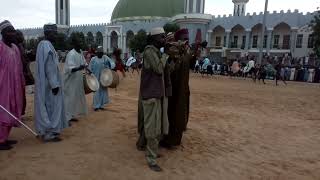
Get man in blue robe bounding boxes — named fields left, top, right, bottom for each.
left=34, top=24, right=68, bottom=142
left=89, top=46, right=115, bottom=111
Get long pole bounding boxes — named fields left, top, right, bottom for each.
left=258, top=0, right=269, bottom=64
left=0, top=105, right=38, bottom=137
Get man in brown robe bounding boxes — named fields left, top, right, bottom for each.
left=160, top=29, right=197, bottom=148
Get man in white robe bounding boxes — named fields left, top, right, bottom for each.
left=63, top=37, right=88, bottom=124
left=34, top=24, right=68, bottom=142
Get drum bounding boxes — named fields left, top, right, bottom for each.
left=100, top=69, right=120, bottom=89
left=83, top=73, right=100, bottom=94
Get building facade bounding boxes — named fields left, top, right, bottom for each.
left=20, top=0, right=315, bottom=60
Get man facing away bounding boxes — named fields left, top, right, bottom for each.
left=34, top=24, right=68, bottom=142
left=63, top=36, right=88, bottom=126
left=137, top=27, right=169, bottom=172
left=0, top=20, right=25, bottom=150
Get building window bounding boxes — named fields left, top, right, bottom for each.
left=196, top=0, right=201, bottom=13
left=296, top=34, right=303, bottom=48
left=252, top=36, right=258, bottom=48
left=189, top=0, right=194, bottom=13
left=223, top=36, right=226, bottom=47
left=232, top=36, right=238, bottom=48
left=273, top=35, right=280, bottom=49
left=308, top=34, right=314, bottom=48
left=242, top=36, right=246, bottom=49
left=283, top=35, right=290, bottom=49
left=216, top=36, right=221, bottom=47
left=263, top=35, right=268, bottom=48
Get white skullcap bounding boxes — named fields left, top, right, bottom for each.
left=150, top=27, right=165, bottom=36
left=0, top=20, right=14, bottom=32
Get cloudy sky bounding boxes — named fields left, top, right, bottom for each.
left=0, top=0, right=319, bottom=29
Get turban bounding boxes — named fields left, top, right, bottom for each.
left=0, top=20, right=14, bottom=33
left=150, top=27, right=165, bottom=36
left=174, top=29, right=189, bottom=41
left=97, top=46, right=103, bottom=53
left=43, top=24, right=57, bottom=32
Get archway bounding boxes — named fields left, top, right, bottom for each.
left=110, top=31, right=119, bottom=50
left=212, top=26, right=225, bottom=47
left=230, top=24, right=245, bottom=48
left=273, top=22, right=291, bottom=49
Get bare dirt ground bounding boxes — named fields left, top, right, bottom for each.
left=1, top=74, right=320, bottom=180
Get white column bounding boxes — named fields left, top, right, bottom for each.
left=200, top=0, right=204, bottom=13
left=193, top=0, right=197, bottom=13
left=118, top=35, right=121, bottom=49
left=186, top=0, right=189, bottom=13
left=67, top=0, right=70, bottom=26
left=62, top=0, right=66, bottom=25
left=206, top=30, right=212, bottom=47
left=123, top=35, right=127, bottom=54
left=225, top=30, right=231, bottom=48
left=290, top=28, right=298, bottom=54
left=107, top=35, right=111, bottom=53
left=245, top=30, right=251, bottom=50
left=266, top=28, right=273, bottom=53
left=57, top=0, right=60, bottom=25
left=103, top=35, right=108, bottom=53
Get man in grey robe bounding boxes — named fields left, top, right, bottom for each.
left=63, top=36, right=88, bottom=125
left=34, top=24, right=68, bottom=142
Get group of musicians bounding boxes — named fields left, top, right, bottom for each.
left=0, top=21, right=116, bottom=149
left=0, top=20, right=198, bottom=172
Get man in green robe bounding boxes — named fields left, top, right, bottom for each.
left=137, top=27, right=169, bottom=172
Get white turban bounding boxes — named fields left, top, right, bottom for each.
left=0, top=20, right=14, bottom=32
left=150, top=27, right=165, bottom=36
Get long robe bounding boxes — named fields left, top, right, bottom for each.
left=89, top=55, right=115, bottom=109
left=34, top=40, right=68, bottom=137
left=63, top=49, right=88, bottom=121
left=162, top=50, right=194, bottom=146
left=0, top=41, right=24, bottom=142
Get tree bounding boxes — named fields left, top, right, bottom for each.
left=129, top=30, right=148, bottom=52
left=163, top=23, right=180, bottom=34
left=68, top=32, right=88, bottom=50
left=311, top=8, right=320, bottom=57
left=54, top=33, right=68, bottom=50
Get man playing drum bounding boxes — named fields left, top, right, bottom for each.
left=89, top=46, right=115, bottom=111
left=63, top=35, right=88, bottom=125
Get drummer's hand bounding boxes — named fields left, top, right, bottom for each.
left=79, top=65, right=86, bottom=70
left=52, top=87, right=59, bottom=95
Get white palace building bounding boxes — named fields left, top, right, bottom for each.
left=20, top=0, right=315, bottom=61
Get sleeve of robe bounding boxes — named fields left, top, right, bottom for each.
left=64, top=51, right=76, bottom=76
left=45, top=52, right=60, bottom=89
left=144, top=48, right=166, bottom=74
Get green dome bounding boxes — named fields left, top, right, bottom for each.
left=111, top=0, right=184, bottom=21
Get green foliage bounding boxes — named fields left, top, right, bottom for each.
left=311, top=9, right=320, bottom=57
left=163, top=23, right=180, bottom=34
left=26, top=38, right=39, bottom=50
left=68, top=32, right=88, bottom=50
left=129, top=30, right=148, bottom=52
left=54, top=33, right=68, bottom=50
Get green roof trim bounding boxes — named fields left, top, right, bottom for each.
left=111, top=0, right=184, bottom=21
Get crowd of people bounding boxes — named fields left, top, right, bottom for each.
left=0, top=19, right=199, bottom=172
left=194, top=53, right=320, bottom=85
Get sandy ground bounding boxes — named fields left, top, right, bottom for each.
left=0, top=73, right=320, bottom=180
